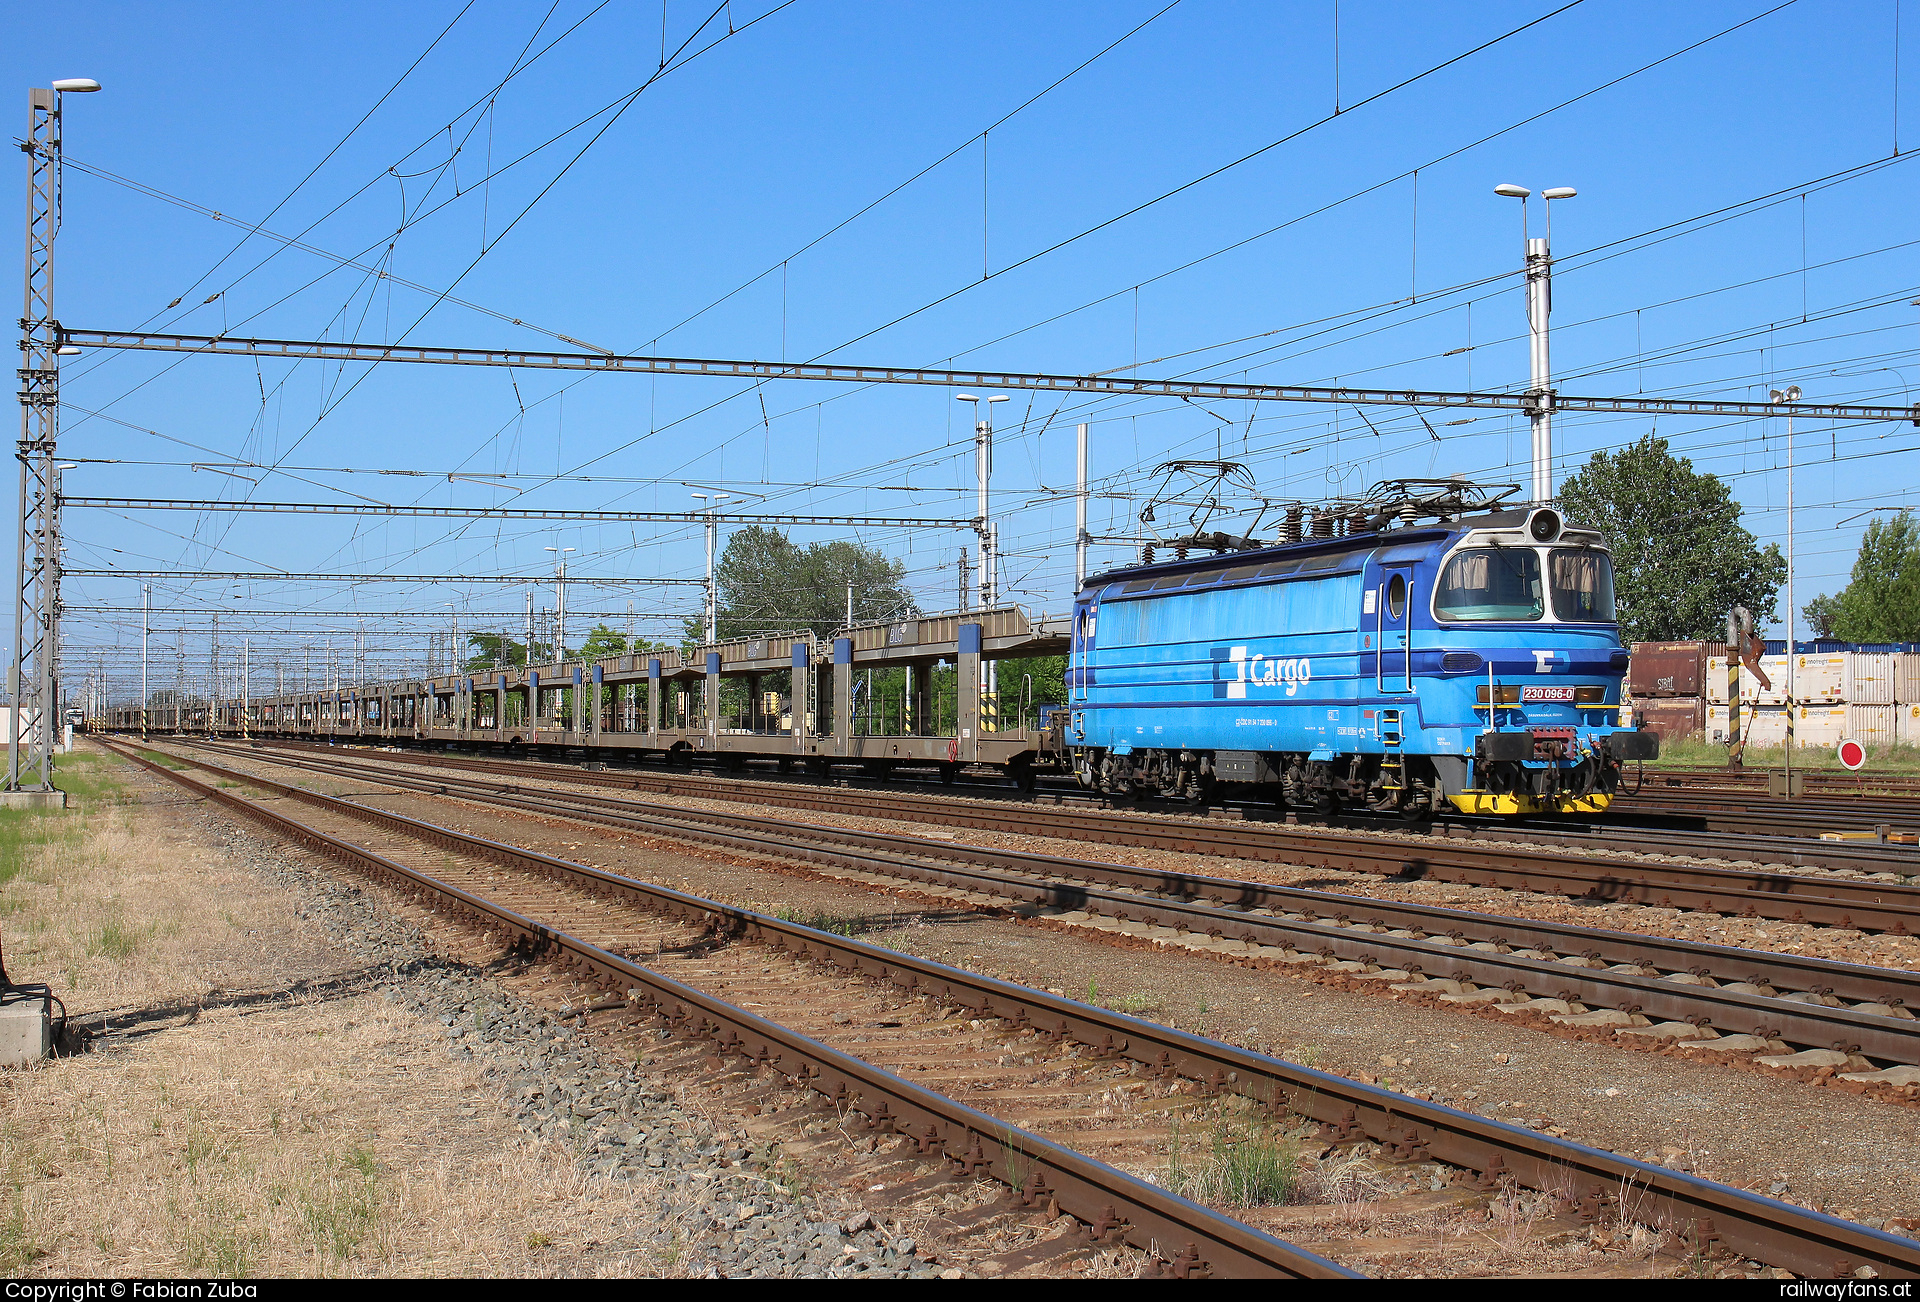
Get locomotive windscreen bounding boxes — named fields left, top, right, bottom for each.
left=1433, top=549, right=1543, bottom=621
left=1549, top=549, right=1616, bottom=622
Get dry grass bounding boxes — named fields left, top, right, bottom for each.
left=0, top=748, right=313, bottom=1014
left=0, top=745, right=732, bottom=1277
left=3, top=999, right=707, bottom=1276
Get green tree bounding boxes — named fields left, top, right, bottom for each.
left=1803, top=511, right=1920, bottom=643
left=574, top=624, right=628, bottom=661
left=1557, top=435, right=1786, bottom=642
left=464, top=631, right=539, bottom=671
left=691, top=525, right=917, bottom=643
left=997, top=654, right=1067, bottom=725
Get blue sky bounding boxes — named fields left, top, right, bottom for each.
left=8, top=0, right=1917, bottom=690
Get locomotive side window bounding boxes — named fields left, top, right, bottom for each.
left=1550, top=549, right=1616, bottom=621
left=1433, top=549, right=1543, bottom=621
left=1386, top=573, right=1407, bottom=618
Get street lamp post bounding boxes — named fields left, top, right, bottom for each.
left=1494, top=183, right=1576, bottom=503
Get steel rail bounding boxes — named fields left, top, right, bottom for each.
left=99, top=741, right=1351, bottom=1280
left=105, top=738, right=1920, bottom=1279
left=227, top=735, right=1920, bottom=933
left=187, top=741, right=1920, bottom=1066
left=58, top=328, right=1920, bottom=423
left=1644, top=768, right=1920, bottom=796
left=1423, top=819, right=1919, bottom=877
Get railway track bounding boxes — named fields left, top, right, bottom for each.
left=105, top=738, right=1349, bottom=1279
left=174, top=739, right=1920, bottom=1071
left=1610, top=791, right=1920, bottom=839
left=209, top=737, right=1920, bottom=934
left=99, top=736, right=1920, bottom=1279
left=1638, top=766, right=1920, bottom=798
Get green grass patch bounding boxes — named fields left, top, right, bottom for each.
left=773, top=906, right=877, bottom=937
left=52, top=749, right=126, bottom=803
left=85, top=917, right=141, bottom=961
left=134, top=748, right=192, bottom=771
left=1166, top=1104, right=1303, bottom=1207
left=296, top=1147, right=382, bottom=1263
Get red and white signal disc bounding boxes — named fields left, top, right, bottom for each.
left=1838, top=738, right=1867, bottom=771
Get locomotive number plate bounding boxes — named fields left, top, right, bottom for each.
left=1520, top=686, right=1575, bottom=702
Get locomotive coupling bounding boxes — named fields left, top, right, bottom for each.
left=1599, top=729, right=1661, bottom=761
left=1476, top=732, right=1535, bottom=762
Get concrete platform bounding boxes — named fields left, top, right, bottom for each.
left=0, top=790, right=64, bottom=810
left=0, top=985, right=51, bottom=1067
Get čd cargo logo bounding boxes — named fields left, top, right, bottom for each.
left=1214, top=646, right=1311, bottom=699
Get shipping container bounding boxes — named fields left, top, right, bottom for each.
left=1897, top=702, right=1920, bottom=746
left=1793, top=705, right=1850, bottom=749
left=1708, top=652, right=1894, bottom=705
left=1705, top=655, right=1774, bottom=703
left=1897, top=654, right=1920, bottom=705
left=1848, top=654, right=1897, bottom=706
left=1636, top=697, right=1706, bottom=743
left=1848, top=702, right=1898, bottom=746
left=1706, top=703, right=1788, bottom=747
left=1707, top=702, right=1855, bottom=749
left=1629, top=641, right=1725, bottom=698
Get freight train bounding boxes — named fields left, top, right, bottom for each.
left=1063, top=483, right=1658, bottom=816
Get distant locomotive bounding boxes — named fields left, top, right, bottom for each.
left=1065, top=484, right=1657, bottom=816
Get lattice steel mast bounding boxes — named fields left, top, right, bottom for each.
left=11, top=79, right=95, bottom=801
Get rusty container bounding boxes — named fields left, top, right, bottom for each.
left=1628, top=641, right=1726, bottom=698
left=1633, top=696, right=1706, bottom=744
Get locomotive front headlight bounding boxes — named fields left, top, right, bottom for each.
left=1527, top=508, right=1563, bottom=543
left=1475, top=685, right=1521, bottom=704
left=1573, top=686, right=1606, bottom=705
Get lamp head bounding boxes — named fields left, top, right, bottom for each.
left=986, top=394, right=1010, bottom=404
left=1542, top=187, right=1577, bottom=200
left=955, top=393, right=979, bottom=404
left=51, top=79, right=100, bottom=93
left=1494, top=183, right=1530, bottom=199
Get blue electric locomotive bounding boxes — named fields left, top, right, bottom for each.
left=1064, top=496, right=1658, bottom=816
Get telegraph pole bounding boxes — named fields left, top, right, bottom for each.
left=8, top=79, right=97, bottom=803
left=139, top=583, right=148, bottom=740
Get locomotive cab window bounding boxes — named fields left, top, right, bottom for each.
left=1433, top=549, right=1544, bottom=622
left=1550, top=549, right=1616, bottom=622
left=1386, top=573, right=1407, bottom=618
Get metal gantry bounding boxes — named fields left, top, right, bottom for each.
left=52, top=327, right=1920, bottom=423
left=57, top=499, right=980, bottom=529
left=61, top=569, right=708, bottom=586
